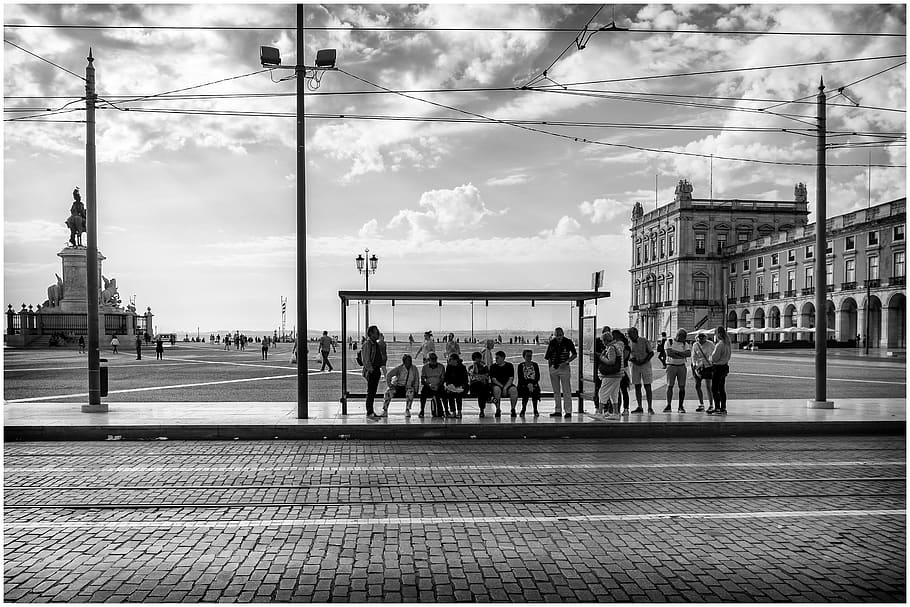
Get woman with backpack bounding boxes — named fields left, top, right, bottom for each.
left=596, top=329, right=625, bottom=418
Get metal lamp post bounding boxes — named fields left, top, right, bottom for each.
left=356, top=249, right=378, bottom=331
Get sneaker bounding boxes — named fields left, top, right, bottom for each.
left=418, top=412, right=424, bottom=418
left=494, top=410, right=502, bottom=418
left=534, top=411, right=540, bottom=417
left=564, top=413, right=572, bottom=418
left=479, top=411, right=485, bottom=418
left=706, top=409, right=716, bottom=415
left=630, top=407, right=644, bottom=414
left=719, top=409, right=728, bottom=415
left=662, top=406, right=672, bottom=413
left=405, top=409, right=411, bottom=417
left=648, top=408, right=655, bottom=414
left=549, top=412, right=562, bottom=417
left=519, top=409, right=526, bottom=417
left=678, top=407, right=686, bottom=413
left=622, top=408, right=630, bottom=416
left=696, top=405, right=705, bottom=412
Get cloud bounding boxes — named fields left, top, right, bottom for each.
left=485, top=173, right=531, bottom=187
left=579, top=198, right=632, bottom=225
left=539, top=215, right=580, bottom=237
left=386, top=183, right=505, bottom=240
left=358, top=219, right=380, bottom=238
left=5, top=220, right=67, bottom=245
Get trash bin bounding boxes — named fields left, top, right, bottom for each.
left=99, top=358, right=108, bottom=397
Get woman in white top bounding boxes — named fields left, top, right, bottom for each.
left=708, top=326, right=732, bottom=415
left=663, top=328, right=691, bottom=413
left=415, top=331, right=435, bottom=364
left=691, top=332, right=716, bottom=412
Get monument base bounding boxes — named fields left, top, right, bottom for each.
left=81, top=404, right=109, bottom=413
left=806, top=400, right=835, bottom=409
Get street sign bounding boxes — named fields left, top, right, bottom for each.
left=591, top=270, right=604, bottom=291
left=693, top=314, right=710, bottom=330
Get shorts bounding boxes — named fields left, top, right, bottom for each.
left=630, top=362, right=653, bottom=385
left=666, top=364, right=687, bottom=387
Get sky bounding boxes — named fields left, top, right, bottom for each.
left=3, top=3, right=906, bottom=337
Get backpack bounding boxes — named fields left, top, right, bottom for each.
left=356, top=350, right=363, bottom=366
left=598, top=343, right=622, bottom=376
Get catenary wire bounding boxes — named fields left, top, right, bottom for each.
left=1, top=23, right=905, bottom=36
left=3, top=38, right=86, bottom=81
left=523, top=4, right=605, bottom=88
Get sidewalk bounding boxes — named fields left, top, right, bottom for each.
left=4, top=398, right=904, bottom=441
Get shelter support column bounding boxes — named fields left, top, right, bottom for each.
left=576, top=300, right=583, bottom=413
left=341, top=298, right=348, bottom=415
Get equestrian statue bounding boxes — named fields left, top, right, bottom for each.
left=66, top=187, right=86, bottom=247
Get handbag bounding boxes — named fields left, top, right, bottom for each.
left=692, top=342, right=711, bottom=380
left=598, top=343, right=622, bottom=375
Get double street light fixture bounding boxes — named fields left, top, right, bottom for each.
left=356, top=249, right=379, bottom=332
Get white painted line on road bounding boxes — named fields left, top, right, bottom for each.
left=6, top=460, right=904, bottom=473
left=5, top=509, right=905, bottom=530
left=180, top=358, right=298, bottom=371
left=4, top=374, right=298, bottom=403
left=734, top=372, right=905, bottom=385
left=4, top=362, right=192, bottom=373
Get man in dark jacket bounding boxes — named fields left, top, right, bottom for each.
left=362, top=325, right=383, bottom=419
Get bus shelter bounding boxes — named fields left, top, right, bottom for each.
left=337, top=290, right=610, bottom=415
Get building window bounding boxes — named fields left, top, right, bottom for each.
left=845, top=259, right=855, bottom=282
left=695, top=233, right=706, bottom=254
left=826, top=240, right=833, bottom=254
left=895, top=251, right=905, bottom=277
left=694, top=279, right=706, bottom=300
left=788, top=249, right=795, bottom=262
left=894, top=225, right=905, bottom=241
left=742, top=278, right=750, bottom=296
left=845, top=235, right=855, bottom=251
left=636, top=246, right=641, bottom=265
left=633, top=287, right=638, bottom=306
left=757, top=256, right=764, bottom=269
left=805, top=245, right=814, bottom=259
left=869, top=231, right=879, bottom=246
left=826, top=262, right=833, bottom=287
left=738, top=232, right=749, bottom=243
left=660, top=237, right=666, bottom=258
left=730, top=262, right=737, bottom=274
left=729, top=279, right=736, bottom=298
left=771, top=272, right=779, bottom=292
left=658, top=283, right=664, bottom=302
left=805, top=266, right=814, bottom=289
left=651, top=239, right=657, bottom=259
left=868, top=255, right=879, bottom=280
left=666, top=280, right=674, bottom=301
left=743, top=258, right=750, bottom=271
left=756, top=274, right=764, bottom=295
left=771, top=252, right=779, bottom=265
left=787, top=270, right=795, bottom=291
left=643, top=246, right=648, bottom=263
left=717, top=233, right=727, bottom=253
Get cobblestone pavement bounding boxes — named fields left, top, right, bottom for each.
left=4, top=436, right=905, bottom=602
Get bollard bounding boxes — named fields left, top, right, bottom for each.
left=99, top=358, right=108, bottom=397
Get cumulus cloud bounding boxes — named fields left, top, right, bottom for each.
left=539, top=215, right=580, bottom=237
left=485, top=174, right=531, bottom=187
left=5, top=220, right=67, bottom=245
left=358, top=219, right=380, bottom=239
left=385, top=183, right=505, bottom=240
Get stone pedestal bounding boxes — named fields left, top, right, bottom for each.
left=57, top=246, right=105, bottom=313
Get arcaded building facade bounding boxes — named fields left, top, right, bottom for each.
left=628, top=180, right=906, bottom=350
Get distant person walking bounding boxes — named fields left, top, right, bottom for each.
left=318, top=331, right=336, bottom=372
left=664, top=329, right=691, bottom=413
left=544, top=327, right=577, bottom=417
left=362, top=325, right=383, bottom=419
left=481, top=339, right=495, bottom=369
left=135, top=335, right=142, bottom=360
left=708, top=326, right=732, bottom=415
left=627, top=327, right=654, bottom=414
left=261, top=337, right=269, bottom=360
left=444, top=333, right=461, bottom=360
left=110, top=335, right=120, bottom=354
left=415, top=330, right=435, bottom=364
left=224, top=334, right=231, bottom=350
left=78, top=335, right=86, bottom=354
left=155, top=336, right=164, bottom=360
left=657, top=332, right=668, bottom=368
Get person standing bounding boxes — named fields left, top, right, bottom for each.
left=155, top=336, right=164, bottom=360
left=657, top=331, right=668, bottom=368
left=377, top=332, right=389, bottom=380
left=135, top=334, right=142, bottom=360
left=362, top=325, right=383, bottom=419
left=144, top=332, right=151, bottom=346
left=614, top=329, right=632, bottom=416
left=626, top=327, right=655, bottom=414
left=663, top=328, right=691, bottom=413
left=481, top=339, right=495, bottom=369
left=468, top=351, right=491, bottom=417
left=516, top=349, right=541, bottom=417
left=224, top=334, right=231, bottom=351
left=318, top=330, right=336, bottom=372
left=110, top=334, right=119, bottom=354
left=596, top=330, right=625, bottom=418
left=708, top=326, right=732, bottom=415
left=544, top=327, right=577, bottom=418
left=261, top=337, right=269, bottom=360
left=444, top=333, right=461, bottom=360
left=444, top=353, right=469, bottom=418
left=78, top=335, right=86, bottom=354
left=691, top=332, right=715, bottom=412
left=415, top=330, right=436, bottom=364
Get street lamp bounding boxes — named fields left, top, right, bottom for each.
left=356, top=249, right=379, bottom=332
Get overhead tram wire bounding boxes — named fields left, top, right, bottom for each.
left=760, top=61, right=907, bottom=112
left=3, top=38, right=85, bottom=81
left=3, top=23, right=906, bottom=36
left=335, top=67, right=904, bottom=169
left=523, top=4, right=606, bottom=88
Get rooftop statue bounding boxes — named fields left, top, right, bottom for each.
left=674, top=179, right=693, bottom=203
left=631, top=201, right=644, bottom=221
left=66, top=187, right=86, bottom=247
left=794, top=182, right=807, bottom=203
left=101, top=275, right=121, bottom=307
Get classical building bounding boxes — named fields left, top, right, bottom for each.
left=628, top=180, right=906, bottom=350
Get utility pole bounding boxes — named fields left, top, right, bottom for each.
left=82, top=49, right=105, bottom=413
left=296, top=3, right=308, bottom=419
left=811, top=77, right=833, bottom=408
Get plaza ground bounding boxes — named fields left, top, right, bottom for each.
left=4, top=435, right=905, bottom=602
left=3, top=341, right=906, bottom=405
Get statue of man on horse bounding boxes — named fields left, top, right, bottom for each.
left=66, top=187, right=86, bottom=247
